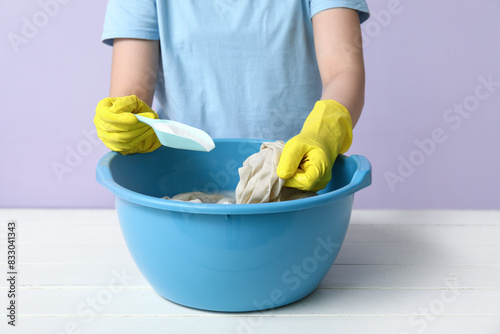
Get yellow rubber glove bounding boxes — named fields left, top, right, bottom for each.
left=94, top=95, right=162, bottom=155
left=276, top=100, right=353, bottom=192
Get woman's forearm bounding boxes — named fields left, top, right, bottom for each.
left=313, top=8, right=366, bottom=128
left=319, top=68, right=365, bottom=127
left=110, top=38, right=160, bottom=107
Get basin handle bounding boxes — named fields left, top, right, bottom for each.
left=347, top=154, right=372, bottom=194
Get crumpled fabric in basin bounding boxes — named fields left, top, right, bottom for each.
left=162, top=141, right=316, bottom=205
left=235, top=141, right=317, bottom=204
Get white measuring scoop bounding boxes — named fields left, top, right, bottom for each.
left=135, top=115, right=215, bottom=152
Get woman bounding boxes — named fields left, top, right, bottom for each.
left=94, top=0, right=369, bottom=192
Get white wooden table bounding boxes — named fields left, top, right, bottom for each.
left=0, top=209, right=499, bottom=334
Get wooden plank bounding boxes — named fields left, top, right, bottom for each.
left=1, top=224, right=126, bottom=245
left=0, top=209, right=119, bottom=227
left=2, top=287, right=498, bottom=316
left=2, top=212, right=499, bottom=266
left=351, top=210, right=500, bottom=226
left=335, top=243, right=500, bottom=265
left=1, top=264, right=149, bottom=287
left=2, top=315, right=500, bottom=334
left=0, top=209, right=500, bottom=248
left=4, top=239, right=497, bottom=265
left=4, top=243, right=135, bottom=264
left=1, top=209, right=499, bottom=227
left=320, top=264, right=500, bottom=289
left=1, top=263, right=499, bottom=289
left=5, top=223, right=500, bottom=246
left=1, top=210, right=499, bottom=247
left=343, top=225, right=500, bottom=244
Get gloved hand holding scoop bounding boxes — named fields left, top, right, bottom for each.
left=135, top=115, right=215, bottom=152
left=94, top=95, right=215, bottom=154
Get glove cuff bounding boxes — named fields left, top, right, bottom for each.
left=301, top=99, right=353, bottom=155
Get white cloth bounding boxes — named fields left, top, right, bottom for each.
left=235, top=141, right=316, bottom=204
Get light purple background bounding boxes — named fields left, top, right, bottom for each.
left=1, top=0, right=499, bottom=209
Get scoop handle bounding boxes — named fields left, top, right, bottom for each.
left=135, top=114, right=157, bottom=127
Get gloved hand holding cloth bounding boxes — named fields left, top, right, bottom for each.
left=277, top=100, right=353, bottom=192
left=94, top=95, right=161, bottom=155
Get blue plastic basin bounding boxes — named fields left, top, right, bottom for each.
left=96, top=139, right=371, bottom=312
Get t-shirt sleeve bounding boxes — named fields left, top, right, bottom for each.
left=101, top=0, right=159, bottom=46
left=310, top=0, right=370, bottom=23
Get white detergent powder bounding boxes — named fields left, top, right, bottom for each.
left=153, top=122, right=213, bottom=151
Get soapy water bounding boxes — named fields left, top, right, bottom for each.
left=163, top=191, right=236, bottom=204
left=162, top=188, right=317, bottom=205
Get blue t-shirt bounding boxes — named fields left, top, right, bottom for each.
left=102, top=0, right=369, bottom=140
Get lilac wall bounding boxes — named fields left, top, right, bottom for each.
left=1, top=0, right=499, bottom=209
